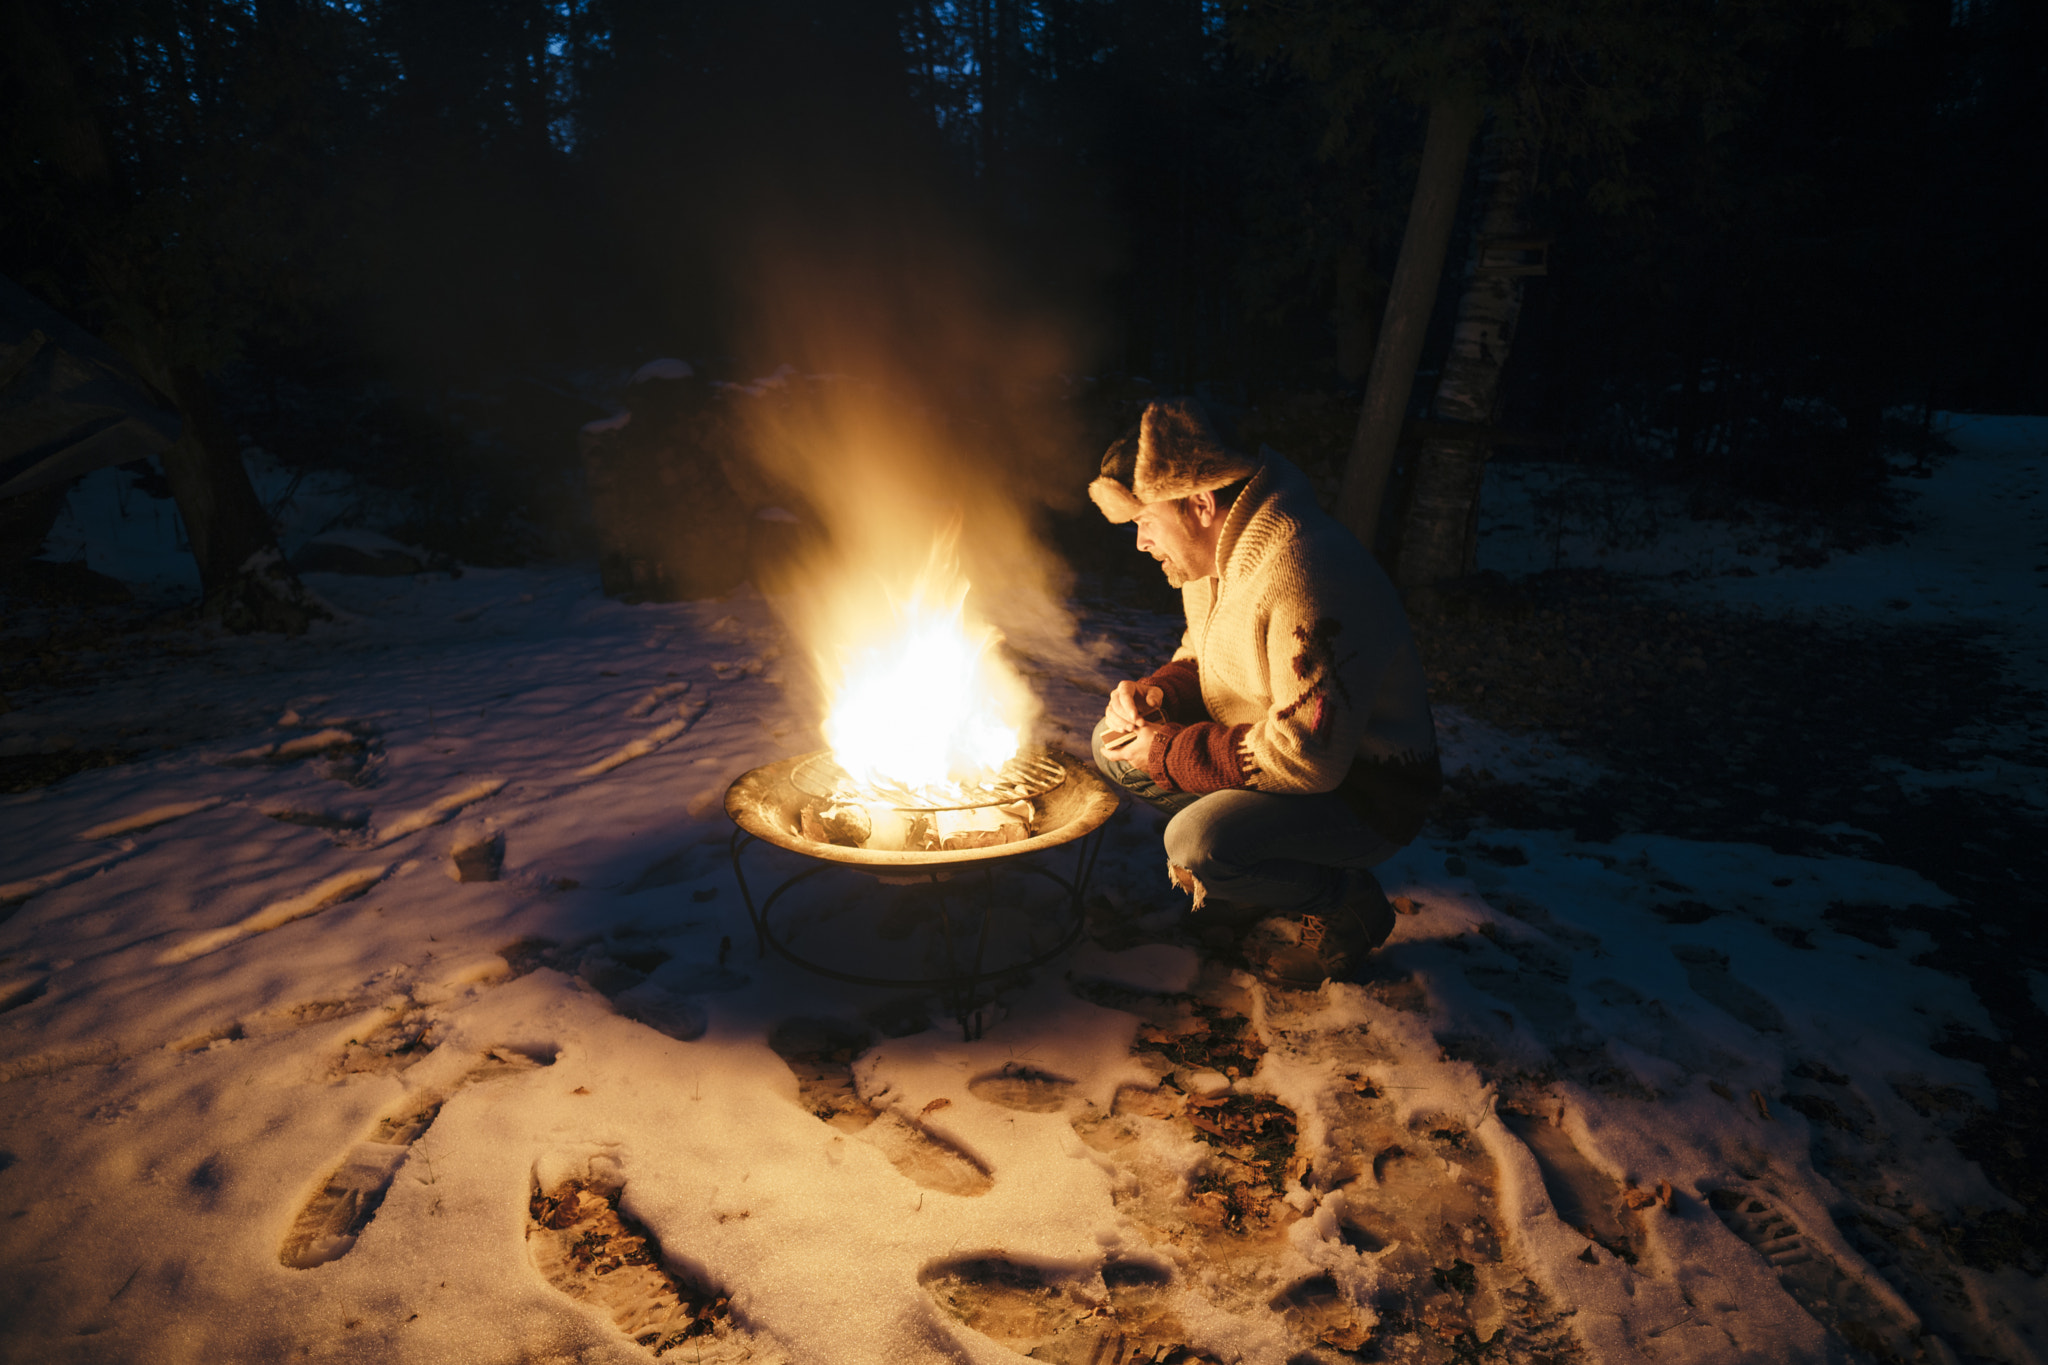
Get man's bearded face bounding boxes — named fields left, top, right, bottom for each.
left=1132, top=500, right=1207, bottom=588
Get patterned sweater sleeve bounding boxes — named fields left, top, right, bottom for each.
left=1140, top=718, right=1251, bottom=795
left=1137, top=658, right=1206, bottom=724
left=1239, top=566, right=1393, bottom=795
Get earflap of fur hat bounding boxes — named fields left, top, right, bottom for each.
left=1132, top=398, right=1261, bottom=505
left=1088, top=476, right=1144, bottom=523
left=1089, top=422, right=1145, bottom=523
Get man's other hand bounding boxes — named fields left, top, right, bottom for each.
left=1101, top=719, right=1168, bottom=762
left=1105, top=681, right=1166, bottom=731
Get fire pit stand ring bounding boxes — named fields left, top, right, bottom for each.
left=724, top=750, right=1119, bottom=1039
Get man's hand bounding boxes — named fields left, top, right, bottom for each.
left=1104, top=681, right=1165, bottom=733
left=1101, top=719, right=1169, bottom=763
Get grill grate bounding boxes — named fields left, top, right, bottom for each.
left=789, top=750, right=1067, bottom=812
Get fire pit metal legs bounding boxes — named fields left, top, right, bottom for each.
left=727, top=823, right=1107, bottom=1040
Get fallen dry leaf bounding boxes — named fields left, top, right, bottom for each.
left=1320, top=1317, right=1372, bottom=1351
left=920, top=1097, right=952, bottom=1117
left=1657, top=1179, right=1675, bottom=1209
left=1391, top=895, right=1422, bottom=916
left=1750, top=1089, right=1773, bottom=1120
left=1621, top=1183, right=1658, bottom=1210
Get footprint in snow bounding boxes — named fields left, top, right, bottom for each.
left=1671, top=944, right=1788, bottom=1035
left=73, top=797, right=226, bottom=842
left=1466, top=959, right=1585, bottom=1048
left=216, top=727, right=362, bottom=768
left=921, top=1255, right=1198, bottom=1364
left=169, top=994, right=378, bottom=1055
left=1706, top=1186, right=1930, bottom=1363
left=497, top=937, right=711, bottom=1042
left=329, top=997, right=439, bottom=1079
left=623, top=680, right=692, bottom=718
left=157, top=865, right=389, bottom=964
left=0, top=974, right=49, bottom=1014
left=619, top=845, right=714, bottom=895
left=369, top=776, right=506, bottom=847
left=0, top=842, right=136, bottom=920
left=279, top=1044, right=555, bottom=1269
left=260, top=803, right=371, bottom=841
left=1498, top=1109, right=1642, bottom=1265
left=447, top=826, right=503, bottom=882
left=767, top=1018, right=991, bottom=1196
left=528, top=1171, right=780, bottom=1362
left=216, top=720, right=382, bottom=786
left=967, top=1061, right=1076, bottom=1113
left=576, top=704, right=706, bottom=778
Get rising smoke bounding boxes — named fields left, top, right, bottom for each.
left=724, top=198, right=1110, bottom=753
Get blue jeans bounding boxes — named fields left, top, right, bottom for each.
left=1091, top=716, right=1400, bottom=919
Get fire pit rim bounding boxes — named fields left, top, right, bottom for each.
left=725, top=748, right=1117, bottom=867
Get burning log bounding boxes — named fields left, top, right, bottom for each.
left=934, top=802, right=1032, bottom=851
left=794, top=796, right=1034, bottom=852
left=797, top=800, right=874, bottom=848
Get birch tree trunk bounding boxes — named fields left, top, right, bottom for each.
left=1395, top=130, right=1535, bottom=593
left=1334, top=92, right=1482, bottom=552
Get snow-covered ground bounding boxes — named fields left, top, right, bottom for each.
left=1481, top=414, right=2047, bottom=627
left=0, top=417, right=2042, bottom=1363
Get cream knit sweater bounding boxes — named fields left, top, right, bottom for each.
left=1138, top=454, right=1441, bottom=844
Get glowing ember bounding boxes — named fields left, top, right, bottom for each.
left=818, top=530, right=1031, bottom=806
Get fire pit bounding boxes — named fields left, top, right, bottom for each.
left=725, top=747, right=1117, bottom=1037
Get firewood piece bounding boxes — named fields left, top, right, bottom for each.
left=999, top=800, right=1037, bottom=835
left=798, top=801, right=871, bottom=848
left=938, top=815, right=1029, bottom=851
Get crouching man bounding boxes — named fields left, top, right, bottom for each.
left=1090, top=398, right=1441, bottom=988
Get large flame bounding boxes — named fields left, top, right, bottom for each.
left=819, top=530, right=1029, bottom=800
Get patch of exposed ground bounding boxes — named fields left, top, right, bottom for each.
left=1060, top=970, right=1586, bottom=1364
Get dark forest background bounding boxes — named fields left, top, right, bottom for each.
left=4, top=0, right=2045, bottom=589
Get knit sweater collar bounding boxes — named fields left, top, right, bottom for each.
left=1213, top=452, right=1317, bottom=583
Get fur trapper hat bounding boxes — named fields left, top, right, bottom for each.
left=1088, top=398, right=1261, bottom=523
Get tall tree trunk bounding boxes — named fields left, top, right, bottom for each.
left=1334, top=91, right=1482, bottom=552
left=157, top=364, right=329, bottom=633
left=5, top=0, right=324, bottom=632
left=1395, top=130, right=1536, bottom=593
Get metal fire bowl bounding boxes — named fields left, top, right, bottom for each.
left=724, top=749, right=1118, bottom=869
